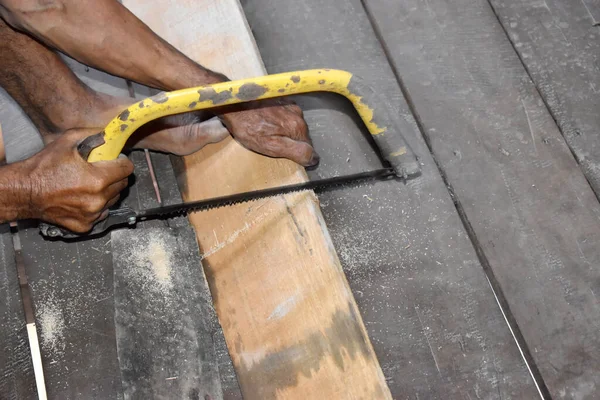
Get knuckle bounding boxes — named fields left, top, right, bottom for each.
left=288, top=116, right=308, bottom=136
left=123, top=159, right=135, bottom=173
left=288, top=104, right=303, bottom=115
left=90, top=177, right=106, bottom=193
left=85, top=197, right=106, bottom=213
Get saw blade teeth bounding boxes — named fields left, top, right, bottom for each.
left=139, top=168, right=395, bottom=220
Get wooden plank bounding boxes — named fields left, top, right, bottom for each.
left=16, top=59, right=130, bottom=400
left=69, top=59, right=240, bottom=399
left=112, top=226, right=222, bottom=399
left=0, top=224, right=37, bottom=399
left=487, top=0, right=600, bottom=204
left=17, top=56, right=230, bottom=398
left=582, top=0, right=600, bottom=25
left=242, top=0, right=538, bottom=398
left=364, top=0, right=600, bottom=396
left=122, top=1, right=392, bottom=398
left=19, top=221, right=123, bottom=399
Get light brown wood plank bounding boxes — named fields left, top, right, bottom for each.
left=122, top=0, right=391, bottom=398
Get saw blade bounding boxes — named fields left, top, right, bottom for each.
left=137, top=168, right=396, bottom=221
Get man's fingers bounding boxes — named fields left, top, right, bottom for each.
left=90, top=194, right=120, bottom=225
left=93, top=156, right=135, bottom=182
left=94, top=209, right=110, bottom=223
left=58, top=217, right=92, bottom=234
left=194, top=117, right=230, bottom=143
left=104, top=178, right=130, bottom=199
left=105, top=194, right=121, bottom=210
left=259, top=136, right=319, bottom=167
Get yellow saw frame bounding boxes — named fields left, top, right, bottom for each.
left=88, top=69, right=420, bottom=178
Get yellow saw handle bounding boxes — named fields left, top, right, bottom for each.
left=88, top=69, right=420, bottom=178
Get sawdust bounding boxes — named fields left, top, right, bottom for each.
left=125, top=232, right=174, bottom=295
left=201, top=212, right=268, bottom=260
left=147, top=239, right=172, bottom=285
left=37, top=298, right=65, bottom=356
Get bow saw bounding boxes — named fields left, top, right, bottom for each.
left=39, top=69, right=421, bottom=239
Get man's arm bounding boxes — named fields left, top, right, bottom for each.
left=0, top=160, right=31, bottom=222
left=0, top=129, right=134, bottom=232
left=0, top=0, right=222, bottom=90
left=0, top=0, right=318, bottom=166
left=0, top=17, right=229, bottom=156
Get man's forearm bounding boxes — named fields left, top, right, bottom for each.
left=0, top=17, right=103, bottom=137
left=0, top=161, right=32, bottom=223
left=0, top=0, right=228, bottom=91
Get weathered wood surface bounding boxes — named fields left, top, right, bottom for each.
left=489, top=0, right=600, bottom=200
left=1, top=68, right=122, bottom=398
left=363, top=0, right=600, bottom=397
left=19, top=223, right=122, bottom=399
left=242, top=0, right=538, bottom=398
left=112, top=226, right=222, bottom=399
left=16, top=56, right=230, bottom=398
left=0, top=224, right=36, bottom=399
left=122, top=0, right=393, bottom=398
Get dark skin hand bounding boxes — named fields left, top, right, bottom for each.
left=0, top=15, right=229, bottom=227
left=0, top=0, right=319, bottom=166
left=0, top=0, right=318, bottom=228
left=0, top=129, right=133, bottom=232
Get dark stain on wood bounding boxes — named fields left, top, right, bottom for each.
left=235, top=302, right=374, bottom=399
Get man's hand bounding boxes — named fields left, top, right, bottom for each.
left=0, top=0, right=318, bottom=166
left=24, top=129, right=133, bottom=232
left=219, top=99, right=319, bottom=167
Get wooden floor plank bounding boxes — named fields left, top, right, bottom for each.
left=19, top=224, right=123, bottom=399
left=122, top=0, right=393, bottom=398
left=364, top=0, right=600, bottom=397
left=0, top=225, right=36, bottom=400
left=15, top=59, right=133, bottom=400
left=112, top=226, right=222, bottom=399
left=242, top=0, right=538, bottom=398
left=582, top=0, right=600, bottom=25
left=489, top=0, right=600, bottom=199
left=15, top=56, right=230, bottom=398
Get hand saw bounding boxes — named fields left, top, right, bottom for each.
left=39, top=69, right=421, bottom=239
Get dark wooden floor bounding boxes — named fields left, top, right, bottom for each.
left=2, top=0, right=600, bottom=398
left=246, top=0, right=600, bottom=397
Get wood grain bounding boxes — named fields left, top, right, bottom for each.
left=489, top=0, right=600, bottom=199
left=16, top=57, right=230, bottom=398
left=122, top=0, right=392, bottom=398
left=0, top=224, right=36, bottom=400
left=243, top=0, right=538, bottom=398
left=365, top=0, right=600, bottom=397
